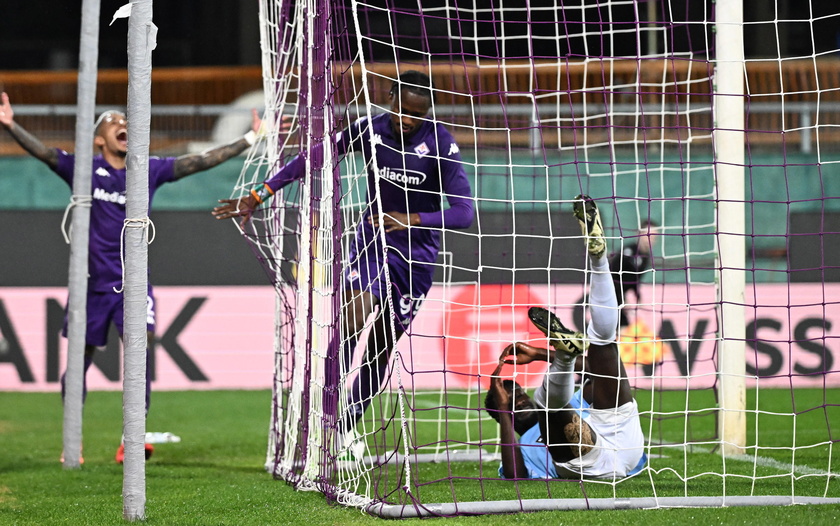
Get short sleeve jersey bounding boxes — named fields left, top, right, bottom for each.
left=500, top=394, right=647, bottom=480
left=53, top=150, right=176, bottom=292
left=264, top=113, right=474, bottom=266
left=511, top=423, right=560, bottom=479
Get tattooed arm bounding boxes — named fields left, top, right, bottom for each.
left=172, top=136, right=251, bottom=180
left=172, top=108, right=262, bottom=180
left=0, top=92, right=59, bottom=170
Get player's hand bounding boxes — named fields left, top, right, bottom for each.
left=250, top=109, right=262, bottom=134
left=0, top=93, right=14, bottom=128
left=250, top=109, right=292, bottom=135
left=212, top=195, right=259, bottom=228
left=501, top=341, right=550, bottom=365
left=278, top=114, right=292, bottom=133
left=369, top=212, right=419, bottom=232
left=489, top=360, right=511, bottom=407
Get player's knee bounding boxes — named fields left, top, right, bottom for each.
left=563, top=414, right=595, bottom=458
left=586, top=325, right=616, bottom=347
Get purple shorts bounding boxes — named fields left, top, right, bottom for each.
left=344, top=253, right=433, bottom=329
left=62, top=286, right=156, bottom=347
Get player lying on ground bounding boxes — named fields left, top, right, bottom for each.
left=485, top=195, right=647, bottom=479
left=212, top=71, right=474, bottom=462
left=0, top=91, right=264, bottom=463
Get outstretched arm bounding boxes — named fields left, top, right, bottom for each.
left=0, top=92, right=59, bottom=169
left=213, top=114, right=352, bottom=226
left=212, top=193, right=260, bottom=228
left=172, top=108, right=262, bottom=180
left=489, top=360, right=528, bottom=479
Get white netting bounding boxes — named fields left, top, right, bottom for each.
left=231, top=0, right=840, bottom=516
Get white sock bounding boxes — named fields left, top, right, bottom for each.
left=533, top=352, right=576, bottom=411
left=587, top=256, right=618, bottom=344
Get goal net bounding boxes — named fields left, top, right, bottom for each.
left=230, top=0, right=840, bottom=516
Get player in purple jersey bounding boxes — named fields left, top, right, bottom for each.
left=1, top=91, right=264, bottom=463
left=213, top=71, right=474, bottom=459
left=485, top=196, right=646, bottom=480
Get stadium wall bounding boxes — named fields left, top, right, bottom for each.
left=1, top=151, right=836, bottom=282
left=1, top=151, right=838, bottom=391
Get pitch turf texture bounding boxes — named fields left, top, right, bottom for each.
left=1, top=389, right=838, bottom=525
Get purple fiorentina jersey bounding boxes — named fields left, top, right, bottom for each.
left=53, top=149, right=176, bottom=292
left=264, top=113, right=474, bottom=265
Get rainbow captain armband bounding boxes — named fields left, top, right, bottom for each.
left=250, top=183, right=275, bottom=204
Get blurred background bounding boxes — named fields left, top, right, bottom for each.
left=2, top=0, right=840, bottom=284
left=3, top=0, right=840, bottom=158
left=4, top=1, right=839, bottom=71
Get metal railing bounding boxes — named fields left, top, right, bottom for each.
left=4, top=100, right=835, bottom=154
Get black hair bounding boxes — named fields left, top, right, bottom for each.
left=389, top=70, right=434, bottom=104
left=484, top=379, right=517, bottom=423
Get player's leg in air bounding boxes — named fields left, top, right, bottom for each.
left=528, top=195, right=633, bottom=465
left=570, top=194, right=632, bottom=411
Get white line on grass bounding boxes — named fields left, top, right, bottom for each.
left=650, top=441, right=840, bottom=478
left=412, top=398, right=475, bottom=415
left=727, top=453, right=840, bottom=478
left=411, top=400, right=838, bottom=478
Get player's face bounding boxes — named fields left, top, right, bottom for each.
left=389, top=89, right=431, bottom=139
left=96, top=112, right=128, bottom=155
left=510, top=384, right=536, bottom=411
left=508, top=383, right=540, bottom=435
left=637, top=228, right=658, bottom=255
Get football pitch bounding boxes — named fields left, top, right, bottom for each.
left=1, top=389, right=838, bottom=525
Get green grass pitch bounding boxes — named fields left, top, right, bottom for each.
left=1, top=389, right=839, bottom=525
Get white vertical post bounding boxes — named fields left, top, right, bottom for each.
left=63, top=0, right=100, bottom=470
left=124, top=0, right=154, bottom=520
left=714, top=0, right=747, bottom=456
left=801, top=110, right=812, bottom=153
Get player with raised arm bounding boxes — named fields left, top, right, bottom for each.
left=0, top=91, right=263, bottom=463
left=213, top=70, right=474, bottom=462
left=485, top=195, right=646, bottom=480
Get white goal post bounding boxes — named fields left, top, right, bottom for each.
left=714, top=0, right=747, bottom=457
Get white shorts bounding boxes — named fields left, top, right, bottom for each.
left=553, top=399, right=646, bottom=479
